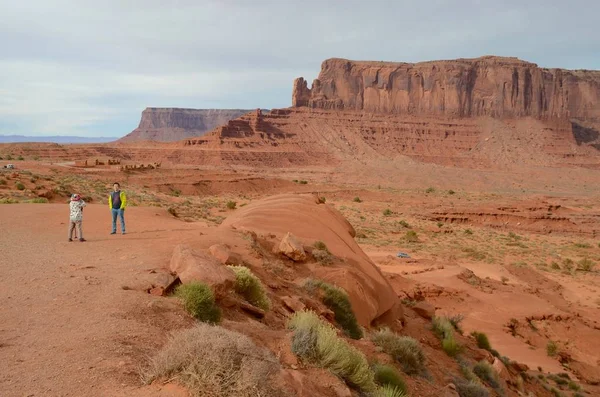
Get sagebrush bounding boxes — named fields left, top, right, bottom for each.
left=372, top=328, right=426, bottom=375
left=228, top=265, right=270, bottom=310
left=175, top=282, right=221, bottom=323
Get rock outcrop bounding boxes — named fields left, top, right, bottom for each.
left=293, top=57, right=600, bottom=122
left=119, top=108, right=255, bottom=142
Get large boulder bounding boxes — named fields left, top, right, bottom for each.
left=170, top=244, right=235, bottom=298
left=221, top=193, right=401, bottom=326
left=278, top=232, right=306, bottom=261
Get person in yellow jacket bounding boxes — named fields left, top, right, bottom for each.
left=108, top=182, right=127, bottom=234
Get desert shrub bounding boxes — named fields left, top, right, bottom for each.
left=319, top=196, right=326, bottom=203
left=175, top=282, right=221, bottom=323
left=425, top=187, right=435, bottom=193
left=577, top=258, right=595, bottom=272
left=171, top=189, right=181, bottom=197
left=437, top=222, right=444, bottom=228
left=313, top=249, right=333, bottom=265
left=460, top=363, right=481, bottom=384
left=141, top=323, right=280, bottom=397
left=306, top=280, right=361, bottom=339
left=573, top=242, right=591, bottom=248
left=405, top=230, right=418, bottom=242
left=288, top=311, right=376, bottom=392
left=550, top=388, right=563, bottom=397
left=548, top=374, right=568, bottom=386
left=372, top=328, right=425, bottom=375
left=448, top=189, right=455, bottom=195
left=15, top=182, right=25, bottom=190
left=353, top=196, right=362, bottom=203
left=6, top=155, right=13, bottom=160
left=373, top=364, right=407, bottom=393
left=226, top=200, right=237, bottom=210
left=456, top=380, right=490, bottom=397
left=568, top=381, right=581, bottom=391
left=17, top=155, right=24, bottom=160
left=471, top=331, right=491, bottom=350
left=28, top=198, right=49, bottom=203
left=573, top=393, right=585, bottom=397
left=546, top=341, right=558, bottom=357
left=473, top=361, right=501, bottom=390
left=449, top=314, right=464, bottom=333
left=0, top=198, right=19, bottom=204
left=228, top=266, right=270, bottom=311
left=33, top=156, right=40, bottom=160
left=0, top=179, right=6, bottom=185
left=299, top=180, right=308, bottom=185
left=167, top=206, right=178, bottom=217
left=489, top=349, right=500, bottom=358
left=314, top=240, right=329, bottom=252
left=500, top=276, right=509, bottom=285
left=551, top=262, right=561, bottom=270
left=432, top=316, right=454, bottom=339
left=464, top=228, right=473, bottom=235
left=292, top=179, right=298, bottom=183
left=397, top=220, right=410, bottom=228
left=376, top=384, right=408, bottom=397
left=442, top=336, right=462, bottom=357
left=383, top=208, right=393, bottom=216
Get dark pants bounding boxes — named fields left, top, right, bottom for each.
left=111, top=208, right=125, bottom=233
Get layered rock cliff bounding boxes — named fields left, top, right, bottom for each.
left=119, top=108, right=255, bottom=142
left=293, top=57, right=600, bottom=122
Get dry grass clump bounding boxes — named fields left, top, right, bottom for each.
left=175, top=282, right=221, bottom=323
left=141, top=323, right=280, bottom=397
left=228, top=265, right=271, bottom=310
left=471, top=331, right=491, bottom=350
left=375, top=384, right=408, bottom=397
left=473, top=360, right=502, bottom=393
left=372, top=363, right=407, bottom=393
left=288, top=310, right=376, bottom=392
left=432, top=316, right=462, bottom=357
left=455, top=380, right=490, bottom=397
left=371, top=328, right=426, bottom=375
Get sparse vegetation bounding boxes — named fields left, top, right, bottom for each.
left=15, top=181, right=25, bottom=190
left=551, top=262, right=561, bottom=270
left=573, top=242, right=591, bottom=249
left=405, top=230, right=418, bottom=243
left=171, top=189, right=181, bottom=197
left=228, top=265, right=270, bottom=311
left=448, top=189, right=455, bottom=195
left=372, top=328, right=426, bottom=375
left=449, top=314, right=464, bottom=334
left=425, top=187, right=435, bottom=193
left=375, top=384, right=408, bottom=397
left=167, top=206, right=178, bottom=217
left=456, top=380, right=490, bottom=397
left=501, top=276, right=509, bottom=285
left=0, top=198, right=19, bottom=204
left=226, top=200, right=237, bottom=210
left=299, top=180, right=308, bottom=185
left=372, top=364, right=407, bottom=394
left=142, top=323, right=279, bottom=397
left=473, top=360, right=501, bottom=391
left=437, top=222, right=444, bottom=228
left=353, top=196, right=362, bottom=203
left=577, top=258, right=595, bottom=272
left=546, top=340, right=558, bottom=357
left=6, top=155, right=13, bottom=160
left=17, top=155, right=24, bottom=160
left=314, top=240, right=329, bottom=252
left=464, top=228, right=473, bottom=235
left=568, top=381, right=581, bottom=391
left=175, top=282, right=221, bottom=323
left=397, top=220, right=410, bottom=228
left=471, top=331, right=491, bottom=350
left=432, top=316, right=462, bottom=357
left=313, top=248, right=333, bottom=265
left=304, top=279, right=361, bottom=339
left=383, top=208, right=393, bottom=216
left=0, top=178, right=6, bottom=185
left=28, top=198, right=49, bottom=203
left=288, top=311, right=376, bottom=392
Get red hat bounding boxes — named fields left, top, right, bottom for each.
left=71, top=194, right=81, bottom=201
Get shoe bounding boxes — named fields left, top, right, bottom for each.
left=110, top=231, right=116, bottom=235
left=68, top=238, right=73, bottom=242
left=79, top=238, right=86, bottom=242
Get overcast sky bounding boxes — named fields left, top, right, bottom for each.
left=1, top=0, right=599, bottom=137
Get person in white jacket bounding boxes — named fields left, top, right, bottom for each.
left=69, top=193, right=86, bottom=242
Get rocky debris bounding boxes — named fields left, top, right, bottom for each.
left=412, top=301, right=436, bottom=319
left=239, top=301, right=266, bottom=319
left=278, top=232, right=306, bottom=261
left=570, top=360, right=600, bottom=385
left=281, top=296, right=306, bottom=313
left=169, top=244, right=235, bottom=298
left=293, top=57, right=600, bottom=122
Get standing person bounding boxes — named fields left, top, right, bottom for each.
left=109, top=182, right=127, bottom=235
left=68, top=194, right=86, bottom=242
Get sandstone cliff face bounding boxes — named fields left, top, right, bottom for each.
left=119, top=108, right=254, bottom=142
left=293, top=57, right=600, bottom=121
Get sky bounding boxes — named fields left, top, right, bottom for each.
left=1, top=0, right=599, bottom=137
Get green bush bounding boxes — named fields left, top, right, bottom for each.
left=28, top=198, right=49, bottom=203
left=353, top=197, right=362, bottom=203
left=373, top=364, right=407, bottom=394
left=313, top=249, right=333, bottom=265
left=473, top=361, right=501, bottom=390
left=228, top=266, right=270, bottom=310
left=456, top=381, right=490, bottom=397
left=0, top=198, right=19, bottom=204
left=405, top=230, right=418, bottom=242
left=15, top=182, right=25, bottom=190
left=383, top=208, right=393, bottom=216
left=547, top=341, right=558, bottom=357
left=471, top=331, right=491, bottom=350
left=175, top=282, right=221, bottom=323
left=372, top=328, right=425, bottom=375
left=375, top=384, right=408, bottom=397
left=577, top=258, right=595, bottom=272
left=442, top=336, right=462, bottom=357
left=305, top=279, right=361, bottom=339
left=568, top=381, right=581, bottom=391
left=314, top=240, right=329, bottom=252
left=432, top=316, right=463, bottom=357
left=226, top=200, right=237, bottom=210
left=288, top=311, right=376, bottom=392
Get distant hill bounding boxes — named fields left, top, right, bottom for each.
left=0, top=135, right=119, bottom=144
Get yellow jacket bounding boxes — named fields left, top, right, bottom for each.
left=108, top=191, right=127, bottom=209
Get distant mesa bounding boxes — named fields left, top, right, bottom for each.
left=0, top=135, right=118, bottom=144
left=119, top=108, right=267, bottom=143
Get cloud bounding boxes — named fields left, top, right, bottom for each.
left=0, top=0, right=598, bottom=136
